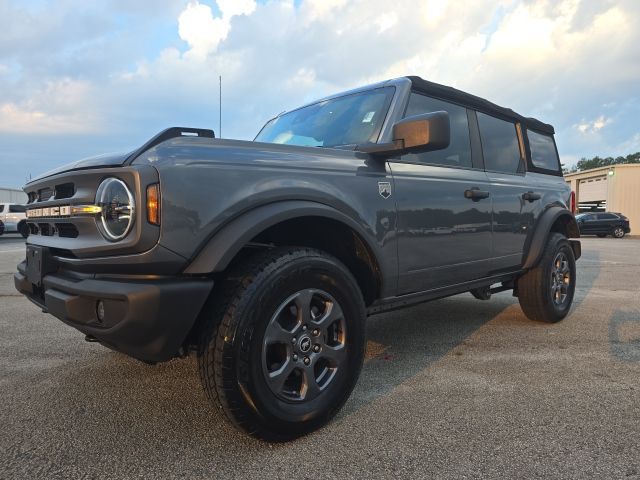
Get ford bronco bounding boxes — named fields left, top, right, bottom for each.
left=15, top=76, right=580, bottom=441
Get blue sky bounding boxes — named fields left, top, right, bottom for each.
left=1, top=0, right=639, bottom=187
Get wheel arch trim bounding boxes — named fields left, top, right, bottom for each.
left=522, top=206, right=580, bottom=270
left=183, top=200, right=384, bottom=277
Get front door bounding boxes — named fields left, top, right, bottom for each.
left=393, top=93, right=492, bottom=294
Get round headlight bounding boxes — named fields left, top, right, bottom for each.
left=95, top=178, right=135, bottom=241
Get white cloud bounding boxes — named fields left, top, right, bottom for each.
left=374, top=12, right=398, bottom=33
left=0, top=79, right=97, bottom=134
left=178, top=0, right=256, bottom=61
left=302, top=0, right=348, bottom=22
left=1, top=0, right=640, bottom=186
left=576, top=116, right=612, bottom=134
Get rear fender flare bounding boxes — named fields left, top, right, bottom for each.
left=522, top=206, right=580, bottom=269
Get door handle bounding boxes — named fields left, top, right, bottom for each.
left=522, top=191, right=541, bottom=202
left=464, top=188, right=490, bottom=202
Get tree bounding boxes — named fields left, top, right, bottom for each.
left=574, top=152, right=640, bottom=171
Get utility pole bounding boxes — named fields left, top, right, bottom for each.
left=219, top=75, right=222, bottom=138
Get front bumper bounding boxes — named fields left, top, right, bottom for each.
left=15, top=260, right=213, bottom=363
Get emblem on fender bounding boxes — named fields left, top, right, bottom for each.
left=378, top=181, right=392, bottom=199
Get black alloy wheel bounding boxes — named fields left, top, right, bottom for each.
left=197, top=247, right=366, bottom=441
left=262, top=288, right=347, bottom=403
left=518, top=233, right=576, bottom=323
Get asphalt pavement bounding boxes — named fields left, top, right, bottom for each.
left=0, top=235, right=638, bottom=479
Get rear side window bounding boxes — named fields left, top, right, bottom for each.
left=528, top=130, right=560, bottom=171
left=597, top=213, right=617, bottom=220
left=0, top=205, right=4, bottom=213
left=477, top=112, right=522, bottom=174
left=402, top=93, right=472, bottom=168
left=8, top=205, right=25, bottom=213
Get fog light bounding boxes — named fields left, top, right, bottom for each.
left=96, top=300, right=105, bottom=323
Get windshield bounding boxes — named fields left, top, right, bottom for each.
left=255, top=87, right=395, bottom=148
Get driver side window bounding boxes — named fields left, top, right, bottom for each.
left=402, top=93, right=472, bottom=168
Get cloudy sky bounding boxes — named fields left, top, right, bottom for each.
left=1, top=0, right=639, bottom=187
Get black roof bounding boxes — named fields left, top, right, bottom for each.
left=407, top=76, right=554, bottom=135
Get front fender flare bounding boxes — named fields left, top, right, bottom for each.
left=183, top=200, right=381, bottom=275
left=522, top=206, right=580, bottom=270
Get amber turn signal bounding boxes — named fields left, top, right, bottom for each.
left=147, top=184, right=160, bottom=225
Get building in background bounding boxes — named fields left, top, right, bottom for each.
left=0, top=187, right=28, bottom=204
left=565, top=164, right=640, bottom=235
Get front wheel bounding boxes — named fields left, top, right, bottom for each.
left=197, top=247, right=366, bottom=441
left=17, top=221, right=29, bottom=238
left=612, top=227, right=625, bottom=238
left=517, top=233, right=576, bottom=323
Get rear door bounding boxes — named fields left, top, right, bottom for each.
left=476, top=112, right=542, bottom=272
left=597, top=213, right=619, bottom=233
left=6, top=204, right=25, bottom=228
left=392, top=93, right=492, bottom=294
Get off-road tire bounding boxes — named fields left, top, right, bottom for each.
left=197, top=247, right=366, bottom=441
left=18, top=221, right=29, bottom=238
left=518, top=233, right=576, bottom=323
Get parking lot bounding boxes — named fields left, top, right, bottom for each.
left=1, top=234, right=638, bottom=479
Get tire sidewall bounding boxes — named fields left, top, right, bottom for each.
left=542, top=236, right=576, bottom=320
left=231, top=253, right=366, bottom=433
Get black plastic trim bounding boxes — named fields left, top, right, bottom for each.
left=184, top=201, right=383, bottom=276
left=522, top=206, right=581, bottom=269
left=125, top=127, right=215, bottom=165
left=368, top=271, right=521, bottom=315
left=15, top=261, right=213, bottom=363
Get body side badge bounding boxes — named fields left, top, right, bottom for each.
left=378, top=181, right=392, bottom=199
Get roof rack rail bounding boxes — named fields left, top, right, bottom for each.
left=125, top=127, right=215, bottom=164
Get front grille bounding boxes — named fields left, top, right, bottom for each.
left=54, top=183, right=75, bottom=199
left=22, top=165, right=158, bottom=260
left=28, top=183, right=76, bottom=204
left=38, top=223, right=53, bottom=236
left=38, top=187, right=54, bottom=202
left=55, top=223, right=79, bottom=238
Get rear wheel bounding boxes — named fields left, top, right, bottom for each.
left=197, top=247, right=366, bottom=441
left=517, top=233, right=576, bottom=323
left=612, top=227, right=625, bottom=238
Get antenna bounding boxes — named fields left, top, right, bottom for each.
left=219, top=75, right=222, bottom=138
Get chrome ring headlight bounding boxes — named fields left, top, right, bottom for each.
left=95, top=178, right=135, bottom=241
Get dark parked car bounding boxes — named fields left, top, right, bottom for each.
left=15, top=76, right=580, bottom=441
left=575, top=212, right=630, bottom=238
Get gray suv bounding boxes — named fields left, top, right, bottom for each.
left=15, top=76, right=580, bottom=440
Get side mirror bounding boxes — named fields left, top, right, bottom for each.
left=358, top=111, right=450, bottom=156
